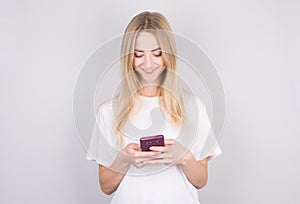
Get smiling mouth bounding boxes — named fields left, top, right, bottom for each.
left=140, top=67, right=159, bottom=73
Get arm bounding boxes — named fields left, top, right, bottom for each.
left=99, top=143, right=162, bottom=195
left=145, top=139, right=209, bottom=189
left=98, top=152, right=130, bottom=195
left=180, top=152, right=209, bottom=189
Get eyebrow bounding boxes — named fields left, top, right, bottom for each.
left=134, top=47, right=161, bottom=52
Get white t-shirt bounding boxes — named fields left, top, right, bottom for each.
left=86, top=95, right=222, bottom=204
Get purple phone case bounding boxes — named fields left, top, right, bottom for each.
left=140, top=135, right=164, bottom=151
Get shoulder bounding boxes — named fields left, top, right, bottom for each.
left=95, top=99, right=115, bottom=116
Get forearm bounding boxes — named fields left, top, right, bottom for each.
left=99, top=152, right=131, bottom=195
left=180, top=152, right=208, bottom=189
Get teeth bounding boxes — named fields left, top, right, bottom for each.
left=141, top=67, right=157, bottom=72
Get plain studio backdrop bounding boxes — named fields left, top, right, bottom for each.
left=1, top=1, right=299, bottom=204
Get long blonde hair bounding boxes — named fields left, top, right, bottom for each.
left=114, top=11, right=186, bottom=146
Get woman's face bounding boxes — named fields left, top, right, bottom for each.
left=133, top=31, right=166, bottom=84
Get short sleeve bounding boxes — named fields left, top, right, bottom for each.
left=190, top=98, right=222, bottom=161
left=85, top=104, right=118, bottom=167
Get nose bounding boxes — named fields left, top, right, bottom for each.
left=144, top=53, right=153, bottom=67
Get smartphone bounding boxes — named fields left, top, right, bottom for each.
left=140, top=135, right=164, bottom=151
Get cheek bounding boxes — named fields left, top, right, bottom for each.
left=155, top=58, right=165, bottom=66
left=133, top=58, right=143, bottom=67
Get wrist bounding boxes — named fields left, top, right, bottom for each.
left=112, top=151, right=131, bottom=172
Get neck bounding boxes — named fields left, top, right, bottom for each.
left=139, top=86, right=160, bottom=97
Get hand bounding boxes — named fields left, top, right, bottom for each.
left=143, top=139, right=191, bottom=166
left=119, top=143, right=163, bottom=169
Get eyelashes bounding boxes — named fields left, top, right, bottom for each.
left=134, top=53, right=143, bottom=58
left=153, top=51, right=162, bottom=57
left=134, top=50, right=162, bottom=58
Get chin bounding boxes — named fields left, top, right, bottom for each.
left=142, top=79, right=160, bottom=85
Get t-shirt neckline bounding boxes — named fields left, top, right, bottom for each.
left=138, top=95, right=160, bottom=100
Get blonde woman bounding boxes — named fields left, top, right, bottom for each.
left=87, top=11, right=222, bottom=204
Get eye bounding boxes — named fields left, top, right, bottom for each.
left=134, top=52, right=144, bottom=58
left=153, top=50, right=162, bottom=57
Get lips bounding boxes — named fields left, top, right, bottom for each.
left=140, top=67, right=159, bottom=74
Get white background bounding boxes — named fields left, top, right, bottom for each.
left=1, top=0, right=300, bottom=203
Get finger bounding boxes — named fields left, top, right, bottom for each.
left=149, top=146, right=164, bottom=152
left=135, top=144, right=141, bottom=150
left=128, top=142, right=139, bottom=147
left=143, top=159, right=173, bottom=165
left=133, top=151, right=162, bottom=158
left=135, top=157, right=158, bottom=164
left=150, top=152, right=167, bottom=160
left=135, top=162, right=146, bottom=169
left=126, top=143, right=140, bottom=151
left=132, top=143, right=141, bottom=150
left=164, top=139, right=176, bottom=145
left=148, top=155, right=164, bottom=160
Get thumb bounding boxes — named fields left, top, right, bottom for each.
left=164, top=139, right=176, bottom=145
left=149, top=146, right=164, bottom=152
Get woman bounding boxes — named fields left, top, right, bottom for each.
left=87, top=11, right=222, bottom=204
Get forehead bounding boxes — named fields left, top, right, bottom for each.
left=135, top=31, right=159, bottom=51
